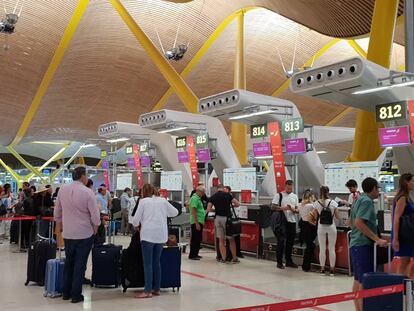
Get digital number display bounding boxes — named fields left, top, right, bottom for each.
left=125, top=146, right=133, bottom=154
left=176, top=137, right=187, bottom=149
left=375, top=101, right=407, bottom=122
left=139, top=144, right=148, bottom=152
left=250, top=124, right=267, bottom=138
left=100, top=150, right=107, bottom=158
left=196, top=133, right=209, bottom=147
left=281, top=118, right=304, bottom=136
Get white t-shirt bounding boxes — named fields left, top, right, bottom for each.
left=348, top=192, right=360, bottom=205
left=299, top=202, right=314, bottom=221
left=272, top=191, right=299, bottom=223
left=132, top=196, right=178, bottom=244
left=313, top=199, right=338, bottom=226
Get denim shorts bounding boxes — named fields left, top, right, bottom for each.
left=350, top=245, right=374, bottom=283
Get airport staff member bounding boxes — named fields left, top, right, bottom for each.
left=54, top=167, right=101, bottom=304
left=349, top=177, right=388, bottom=311
left=271, top=180, right=299, bottom=270
left=341, top=179, right=360, bottom=207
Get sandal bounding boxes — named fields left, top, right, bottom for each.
left=152, top=291, right=161, bottom=296
left=135, top=292, right=152, bottom=299
left=232, top=259, right=240, bottom=264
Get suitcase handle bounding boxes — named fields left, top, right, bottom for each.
left=373, top=242, right=392, bottom=272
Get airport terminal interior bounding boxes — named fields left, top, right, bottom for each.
left=1, top=0, right=414, bottom=310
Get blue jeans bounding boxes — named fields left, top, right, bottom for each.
left=141, top=240, right=164, bottom=293
left=63, top=235, right=94, bottom=299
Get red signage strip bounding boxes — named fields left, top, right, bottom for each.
left=133, top=144, right=144, bottom=189
left=408, top=100, right=414, bottom=148
left=268, top=122, right=286, bottom=192
left=187, top=135, right=199, bottom=189
left=218, top=284, right=404, bottom=311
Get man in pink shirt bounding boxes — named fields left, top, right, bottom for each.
left=54, top=167, right=101, bottom=303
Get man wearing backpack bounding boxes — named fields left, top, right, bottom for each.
left=271, top=180, right=299, bottom=269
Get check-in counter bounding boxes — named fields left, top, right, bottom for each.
left=202, top=203, right=266, bottom=257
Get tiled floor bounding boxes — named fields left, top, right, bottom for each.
left=0, top=236, right=355, bottom=311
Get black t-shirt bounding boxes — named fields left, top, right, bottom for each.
left=208, top=191, right=233, bottom=217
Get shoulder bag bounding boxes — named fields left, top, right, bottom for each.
left=398, top=199, right=414, bottom=242
left=226, top=204, right=241, bottom=236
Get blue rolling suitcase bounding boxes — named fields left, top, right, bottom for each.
left=44, top=250, right=64, bottom=298
left=362, top=245, right=405, bottom=311
left=160, top=246, right=181, bottom=292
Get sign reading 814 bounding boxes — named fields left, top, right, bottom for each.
left=250, top=124, right=267, bottom=138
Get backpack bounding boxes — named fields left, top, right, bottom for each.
left=270, top=193, right=287, bottom=235
left=318, top=200, right=333, bottom=225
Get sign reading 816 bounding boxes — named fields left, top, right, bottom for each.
left=176, top=137, right=187, bottom=149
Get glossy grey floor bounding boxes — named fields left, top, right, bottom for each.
left=0, top=236, right=354, bottom=311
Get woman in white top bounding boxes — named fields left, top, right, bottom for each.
left=312, top=186, right=339, bottom=276
left=299, top=190, right=317, bottom=272
left=132, top=184, right=178, bottom=299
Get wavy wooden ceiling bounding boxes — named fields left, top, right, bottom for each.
left=0, top=0, right=407, bottom=147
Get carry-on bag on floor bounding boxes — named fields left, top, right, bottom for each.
left=25, top=239, right=57, bottom=286
left=10, top=219, right=19, bottom=244
left=362, top=244, right=405, bottom=311
left=160, top=246, right=181, bottom=292
left=121, top=232, right=145, bottom=292
left=91, top=244, right=122, bottom=288
left=44, top=249, right=64, bottom=297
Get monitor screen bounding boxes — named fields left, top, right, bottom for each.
left=252, top=142, right=271, bottom=157
left=197, top=149, right=211, bottom=162
left=284, top=138, right=307, bottom=155
left=379, top=126, right=411, bottom=147
left=177, top=151, right=189, bottom=163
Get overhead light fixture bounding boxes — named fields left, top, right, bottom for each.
left=316, top=150, right=327, bottom=154
left=81, top=144, right=96, bottom=148
left=159, top=126, right=188, bottom=133
left=106, top=137, right=130, bottom=143
left=353, top=80, right=414, bottom=95
left=254, top=156, right=273, bottom=160
left=229, top=109, right=277, bottom=120
left=31, top=141, right=66, bottom=145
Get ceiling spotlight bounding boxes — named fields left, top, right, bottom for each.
left=164, top=44, right=188, bottom=61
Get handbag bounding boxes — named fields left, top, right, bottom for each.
left=0, top=203, right=6, bottom=216
left=226, top=204, right=241, bottom=236
left=399, top=201, right=414, bottom=242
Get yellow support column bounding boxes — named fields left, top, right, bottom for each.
left=108, top=0, right=199, bottom=113
left=231, top=11, right=248, bottom=165
left=348, top=0, right=399, bottom=162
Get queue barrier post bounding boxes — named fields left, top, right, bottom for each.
left=405, top=279, right=413, bottom=311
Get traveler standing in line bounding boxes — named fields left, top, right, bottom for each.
left=207, top=184, right=241, bottom=264
left=96, top=186, right=109, bottom=216
left=349, top=177, right=388, bottom=311
left=54, top=167, right=101, bottom=303
left=298, top=190, right=317, bottom=272
left=132, top=184, right=178, bottom=298
left=0, top=183, right=12, bottom=241
left=188, top=186, right=206, bottom=260
left=312, top=186, right=339, bottom=275
left=271, top=180, right=299, bottom=269
left=392, top=173, right=414, bottom=277
left=120, top=187, right=132, bottom=236
left=52, top=187, right=60, bottom=202
left=341, top=179, right=361, bottom=207
left=223, top=186, right=243, bottom=259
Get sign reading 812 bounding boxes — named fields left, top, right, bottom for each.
left=375, top=101, right=407, bottom=122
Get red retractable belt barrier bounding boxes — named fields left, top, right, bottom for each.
left=0, top=216, right=36, bottom=221
left=219, top=284, right=405, bottom=311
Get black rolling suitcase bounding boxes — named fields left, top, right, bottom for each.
left=25, top=239, right=57, bottom=286
left=10, top=219, right=19, bottom=244
left=121, top=232, right=145, bottom=292
left=160, top=246, right=181, bottom=292
left=91, top=244, right=122, bottom=287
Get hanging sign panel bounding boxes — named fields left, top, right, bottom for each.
left=176, top=136, right=187, bottom=149
left=281, top=118, right=304, bottom=136
left=375, top=101, right=407, bottom=122
left=268, top=122, right=286, bottom=192
left=408, top=100, right=414, bottom=148
left=250, top=124, right=268, bottom=138
left=285, top=138, right=307, bottom=155
left=196, top=133, right=209, bottom=148
left=132, top=144, right=144, bottom=189
left=187, top=135, right=199, bottom=189
left=378, top=126, right=411, bottom=148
